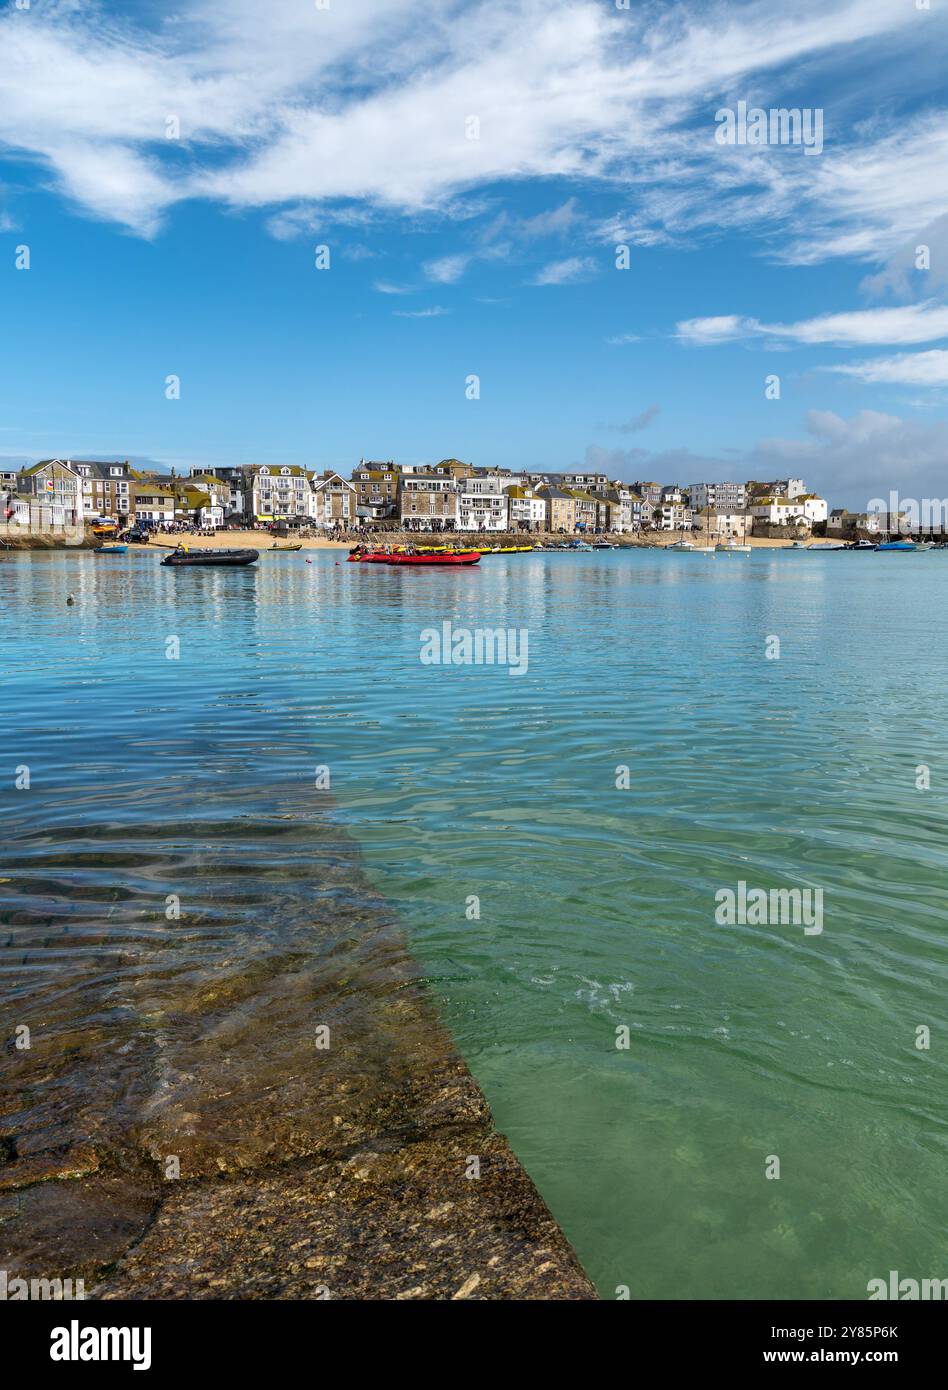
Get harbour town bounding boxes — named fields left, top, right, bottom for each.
left=1, top=456, right=935, bottom=553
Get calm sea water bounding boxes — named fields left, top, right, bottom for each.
left=2, top=547, right=946, bottom=1298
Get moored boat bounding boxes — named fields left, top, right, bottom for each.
left=161, top=547, right=259, bottom=566
left=93, top=542, right=128, bottom=554
left=347, top=548, right=481, bottom=565
left=876, top=540, right=921, bottom=552
left=269, top=542, right=303, bottom=552
left=385, top=550, right=481, bottom=566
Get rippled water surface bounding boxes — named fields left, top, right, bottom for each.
left=2, top=547, right=946, bottom=1297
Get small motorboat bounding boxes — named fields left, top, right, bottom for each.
left=161, top=547, right=259, bottom=566
left=876, top=540, right=921, bottom=552
left=667, top=539, right=695, bottom=551
left=848, top=539, right=878, bottom=551
left=805, top=542, right=847, bottom=552
left=94, top=542, right=128, bottom=554
left=715, top=541, right=751, bottom=553
left=269, top=542, right=303, bottom=552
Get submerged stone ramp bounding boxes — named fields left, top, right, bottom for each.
left=98, top=1074, right=594, bottom=1300
left=1, top=796, right=595, bottom=1301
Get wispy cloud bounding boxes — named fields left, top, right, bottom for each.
left=606, top=333, right=641, bottom=346
left=590, top=407, right=948, bottom=507
left=2, top=0, right=939, bottom=261
left=824, top=349, right=948, bottom=386
left=611, top=405, right=661, bottom=434
left=393, top=305, right=449, bottom=318
left=423, top=254, right=470, bottom=284
left=374, top=280, right=413, bottom=295
left=677, top=303, right=948, bottom=347
left=532, top=256, right=595, bottom=286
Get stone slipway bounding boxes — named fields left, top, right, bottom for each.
left=1, top=801, right=596, bottom=1301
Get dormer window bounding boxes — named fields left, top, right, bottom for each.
left=280, top=467, right=290, bottom=475
left=260, top=467, right=270, bottom=476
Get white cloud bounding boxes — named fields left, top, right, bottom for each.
left=373, top=280, right=413, bottom=295
left=532, top=256, right=596, bottom=286
left=0, top=0, right=941, bottom=259
left=393, top=305, right=449, bottom=317
left=423, top=254, right=470, bottom=283
left=824, top=349, right=948, bottom=386
left=676, top=315, right=746, bottom=344
left=605, top=333, right=642, bottom=345
left=677, top=303, right=948, bottom=347
left=589, top=408, right=948, bottom=507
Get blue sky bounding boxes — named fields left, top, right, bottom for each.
left=2, top=0, right=948, bottom=507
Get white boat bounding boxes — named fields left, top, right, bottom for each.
left=667, top=539, right=695, bottom=550
left=715, top=540, right=751, bottom=553
left=805, top=542, right=847, bottom=552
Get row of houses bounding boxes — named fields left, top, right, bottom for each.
left=0, top=457, right=832, bottom=535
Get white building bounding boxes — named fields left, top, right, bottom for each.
left=458, top=475, right=509, bottom=532
left=748, top=493, right=826, bottom=528
left=247, top=466, right=313, bottom=524
left=658, top=502, right=694, bottom=531
left=688, top=481, right=747, bottom=511
left=505, top=485, right=546, bottom=530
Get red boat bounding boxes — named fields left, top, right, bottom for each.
left=386, top=551, right=481, bottom=566
left=348, top=549, right=481, bottom=566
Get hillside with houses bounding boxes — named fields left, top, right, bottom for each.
left=0, top=457, right=858, bottom=541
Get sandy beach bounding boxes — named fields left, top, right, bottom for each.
left=131, top=530, right=350, bottom=551
left=133, top=531, right=804, bottom=552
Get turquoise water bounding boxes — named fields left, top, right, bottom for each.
left=2, top=547, right=946, bottom=1298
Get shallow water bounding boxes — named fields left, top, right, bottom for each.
left=1, top=547, right=946, bottom=1297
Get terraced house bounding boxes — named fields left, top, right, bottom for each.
left=400, top=472, right=458, bottom=529
left=247, top=465, right=313, bottom=524
left=352, top=460, right=400, bottom=519
left=131, top=481, right=175, bottom=527
left=21, top=459, right=84, bottom=527
left=558, top=470, right=610, bottom=495
left=535, top=484, right=576, bottom=533
left=505, top=484, right=546, bottom=531
left=70, top=459, right=135, bottom=521
left=193, top=465, right=247, bottom=521
left=312, top=470, right=356, bottom=528
left=457, top=474, right=509, bottom=532
left=568, top=489, right=607, bottom=532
